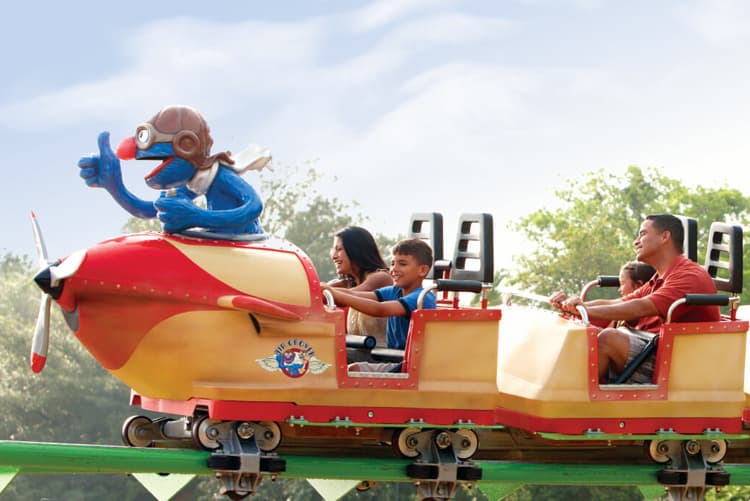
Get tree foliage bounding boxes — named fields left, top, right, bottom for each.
left=511, top=166, right=750, bottom=302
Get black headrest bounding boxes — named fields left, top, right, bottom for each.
left=409, top=213, right=444, bottom=279
left=704, top=222, right=743, bottom=294
left=675, top=215, right=698, bottom=262
left=451, top=213, right=494, bottom=283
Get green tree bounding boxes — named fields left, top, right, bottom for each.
left=259, top=163, right=364, bottom=280
left=0, top=253, right=156, bottom=499
left=511, top=166, right=750, bottom=303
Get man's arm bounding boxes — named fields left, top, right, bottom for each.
left=554, top=293, right=657, bottom=322
left=550, top=292, right=622, bottom=312
left=586, top=297, right=658, bottom=321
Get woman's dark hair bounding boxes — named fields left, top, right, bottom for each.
left=621, top=260, right=656, bottom=286
left=335, top=226, right=388, bottom=283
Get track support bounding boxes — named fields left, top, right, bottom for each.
left=400, top=429, right=482, bottom=500
left=206, top=421, right=286, bottom=499
left=651, top=440, right=730, bottom=501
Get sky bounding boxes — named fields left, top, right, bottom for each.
left=2, top=0, right=750, bottom=270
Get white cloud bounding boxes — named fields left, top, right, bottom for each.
left=0, top=17, right=327, bottom=129
left=350, top=0, right=454, bottom=32
left=678, top=0, right=750, bottom=44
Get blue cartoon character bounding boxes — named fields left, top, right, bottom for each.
left=78, top=105, right=270, bottom=234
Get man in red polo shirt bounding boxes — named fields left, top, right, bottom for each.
left=550, top=214, right=720, bottom=383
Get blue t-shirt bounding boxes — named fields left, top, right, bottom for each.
left=374, top=286, right=436, bottom=350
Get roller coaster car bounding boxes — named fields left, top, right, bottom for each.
left=31, top=215, right=747, bottom=470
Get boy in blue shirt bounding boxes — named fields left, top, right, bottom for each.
left=324, top=238, right=436, bottom=372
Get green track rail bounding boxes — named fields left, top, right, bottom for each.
left=3, top=440, right=750, bottom=486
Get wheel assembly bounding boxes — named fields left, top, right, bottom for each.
left=646, top=440, right=671, bottom=464
left=394, top=428, right=422, bottom=458
left=703, top=439, right=727, bottom=464
left=121, top=415, right=154, bottom=448
left=455, top=429, right=479, bottom=460
left=192, top=415, right=222, bottom=450
left=256, top=421, right=282, bottom=452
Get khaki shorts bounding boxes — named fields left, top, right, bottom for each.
left=609, top=328, right=657, bottom=384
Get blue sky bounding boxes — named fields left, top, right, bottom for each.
left=2, top=0, right=750, bottom=268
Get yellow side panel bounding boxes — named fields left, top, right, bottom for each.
left=112, top=310, right=337, bottom=400
left=417, top=318, right=500, bottom=408
left=167, top=238, right=312, bottom=306
left=668, top=333, right=745, bottom=400
left=497, top=306, right=589, bottom=403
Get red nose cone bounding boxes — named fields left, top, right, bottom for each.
left=116, top=136, right=137, bottom=160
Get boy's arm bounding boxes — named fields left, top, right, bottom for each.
left=327, top=287, right=407, bottom=317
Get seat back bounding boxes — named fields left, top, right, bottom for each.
left=704, top=222, right=743, bottom=294
left=451, top=213, right=494, bottom=283
left=675, top=215, right=698, bottom=262
left=408, top=213, right=444, bottom=279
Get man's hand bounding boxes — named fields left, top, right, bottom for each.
left=549, top=291, right=568, bottom=311
left=549, top=292, right=584, bottom=316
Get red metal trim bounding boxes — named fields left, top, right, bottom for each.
left=134, top=393, right=498, bottom=426
left=493, top=407, right=744, bottom=435
left=133, top=392, right=744, bottom=435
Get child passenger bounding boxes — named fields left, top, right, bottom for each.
left=618, top=260, right=656, bottom=296
left=323, top=238, right=437, bottom=373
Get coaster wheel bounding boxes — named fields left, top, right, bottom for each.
left=393, top=428, right=421, bottom=458
left=646, top=440, right=671, bottom=464
left=192, top=415, right=222, bottom=451
left=703, top=439, right=727, bottom=464
left=121, top=415, right=154, bottom=448
left=256, top=421, right=282, bottom=452
left=455, top=429, right=479, bottom=460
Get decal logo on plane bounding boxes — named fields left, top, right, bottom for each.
left=257, top=339, right=331, bottom=378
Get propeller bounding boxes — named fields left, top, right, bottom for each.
left=29, top=212, right=86, bottom=373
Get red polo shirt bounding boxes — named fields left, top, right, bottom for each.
left=623, top=254, right=720, bottom=332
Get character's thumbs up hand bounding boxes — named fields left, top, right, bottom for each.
left=77, top=131, right=123, bottom=190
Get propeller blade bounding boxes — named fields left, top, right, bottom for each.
left=49, top=249, right=87, bottom=286
left=31, top=293, right=51, bottom=373
left=30, top=211, right=49, bottom=268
